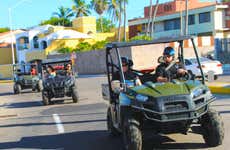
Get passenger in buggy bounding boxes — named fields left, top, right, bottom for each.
left=65, top=63, right=73, bottom=76
left=112, top=57, right=142, bottom=86
left=47, top=65, right=56, bottom=78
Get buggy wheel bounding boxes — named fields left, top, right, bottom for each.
left=123, top=117, right=142, bottom=150
left=201, top=108, right=224, bottom=147
left=72, top=86, right=79, bottom=103
left=107, top=108, right=120, bottom=136
left=42, top=90, right=50, bottom=105
left=13, top=83, right=21, bottom=94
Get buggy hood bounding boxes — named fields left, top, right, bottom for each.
left=131, top=80, right=205, bottom=97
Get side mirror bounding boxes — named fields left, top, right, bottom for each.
left=111, top=80, right=122, bottom=93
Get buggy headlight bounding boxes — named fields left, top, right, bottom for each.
left=191, top=88, right=204, bottom=98
left=136, top=94, right=148, bottom=102
left=206, top=89, right=213, bottom=99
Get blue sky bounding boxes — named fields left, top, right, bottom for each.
left=0, top=0, right=175, bottom=29
left=3, top=0, right=214, bottom=29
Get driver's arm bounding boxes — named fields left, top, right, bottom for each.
left=155, top=65, right=168, bottom=82
left=156, top=76, right=168, bottom=82
left=177, top=68, right=187, bottom=75
left=177, top=62, right=187, bottom=75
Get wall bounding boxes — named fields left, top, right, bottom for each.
left=47, top=44, right=213, bottom=74
left=131, top=44, right=168, bottom=69
left=144, top=0, right=216, bottom=18
left=45, top=39, right=80, bottom=55
left=0, top=64, right=13, bottom=79
left=26, top=50, right=46, bottom=62
left=45, top=33, right=117, bottom=54
left=72, top=17, right=97, bottom=34
left=0, top=47, right=16, bottom=64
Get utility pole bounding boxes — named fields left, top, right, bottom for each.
left=185, top=0, right=188, bottom=35
left=146, top=0, right=153, bottom=36
left=151, top=0, right=159, bottom=38
left=180, top=0, right=183, bottom=36
left=8, top=8, right=15, bottom=65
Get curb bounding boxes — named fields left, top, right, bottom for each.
left=207, top=82, right=230, bottom=94
left=0, top=80, right=13, bottom=84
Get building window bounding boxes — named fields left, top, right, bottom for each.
left=164, top=18, right=180, bottom=31
left=199, top=12, right=210, bottom=23
left=41, top=41, right=47, bottom=49
left=164, top=4, right=172, bottom=12
left=188, top=15, right=195, bottom=25
left=33, top=36, right=39, bottom=48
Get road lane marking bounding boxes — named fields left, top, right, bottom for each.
left=52, top=114, right=65, bottom=133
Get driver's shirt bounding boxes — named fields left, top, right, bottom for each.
left=155, top=62, right=179, bottom=79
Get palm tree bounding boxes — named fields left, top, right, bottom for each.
left=107, top=0, right=128, bottom=41
left=118, top=0, right=123, bottom=41
left=91, top=0, right=109, bottom=32
left=146, top=0, right=153, bottom=36
left=151, top=0, right=159, bottom=38
left=72, top=0, right=91, bottom=17
left=123, top=0, right=128, bottom=41
left=108, top=0, right=121, bottom=41
left=52, top=6, right=74, bottom=26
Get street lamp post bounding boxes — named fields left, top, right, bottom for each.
left=8, top=0, right=31, bottom=65
left=8, top=8, right=15, bottom=65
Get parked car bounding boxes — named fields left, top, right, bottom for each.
left=185, top=57, right=223, bottom=80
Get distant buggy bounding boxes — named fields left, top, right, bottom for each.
left=13, top=59, right=42, bottom=94
left=41, top=58, right=79, bottom=105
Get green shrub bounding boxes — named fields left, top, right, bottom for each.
left=75, top=42, right=92, bottom=52
left=0, top=27, right=10, bottom=33
left=129, top=35, right=153, bottom=41
left=92, top=40, right=108, bottom=50
left=58, top=47, right=73, bottom=54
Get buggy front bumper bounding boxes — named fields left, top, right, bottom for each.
left=131, top=96, right=215, bottom=123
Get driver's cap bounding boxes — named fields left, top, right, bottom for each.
left=163, top=47, right=175, bottom=56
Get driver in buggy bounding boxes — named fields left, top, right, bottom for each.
left=156, top=46, right=187, bottom=82
left=112, top=57, right=142, bottom=86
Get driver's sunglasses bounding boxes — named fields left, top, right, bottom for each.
left=122, top=64, right=128, bottom=67
left=166, top=55, right=173, bottom=58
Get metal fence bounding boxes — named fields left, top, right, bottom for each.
left=215, top=38, right=230, bottom=64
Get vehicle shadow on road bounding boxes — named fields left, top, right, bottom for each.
left=0, top=92, right=14, bottom=96
left=0, top=119, right=106, bottom=128
left=5, top=101, right=43, bottom=108
left=0, top=130, right=123, bottom=150
left=0, top=129, right=208, bottom=150
left=219, top=110, right=230, bottom=114
left=143, top=134, right=207, bottom=150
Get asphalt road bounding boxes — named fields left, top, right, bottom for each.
left=0, top=75, right=229, bottom=150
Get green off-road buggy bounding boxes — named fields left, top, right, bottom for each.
left=13, top=59, right=42, bottom=94
left=102, top=36, right=224, bottom=150
left=41, top=58, right=79, bottom=105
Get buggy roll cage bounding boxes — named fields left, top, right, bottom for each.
left=105, top=35, right=205, bottom=100
left=41, top=58, right=74, bottom=78
left=13, top=59, right=42, bottom=75
left=41, top=58, right=72, bottom=65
